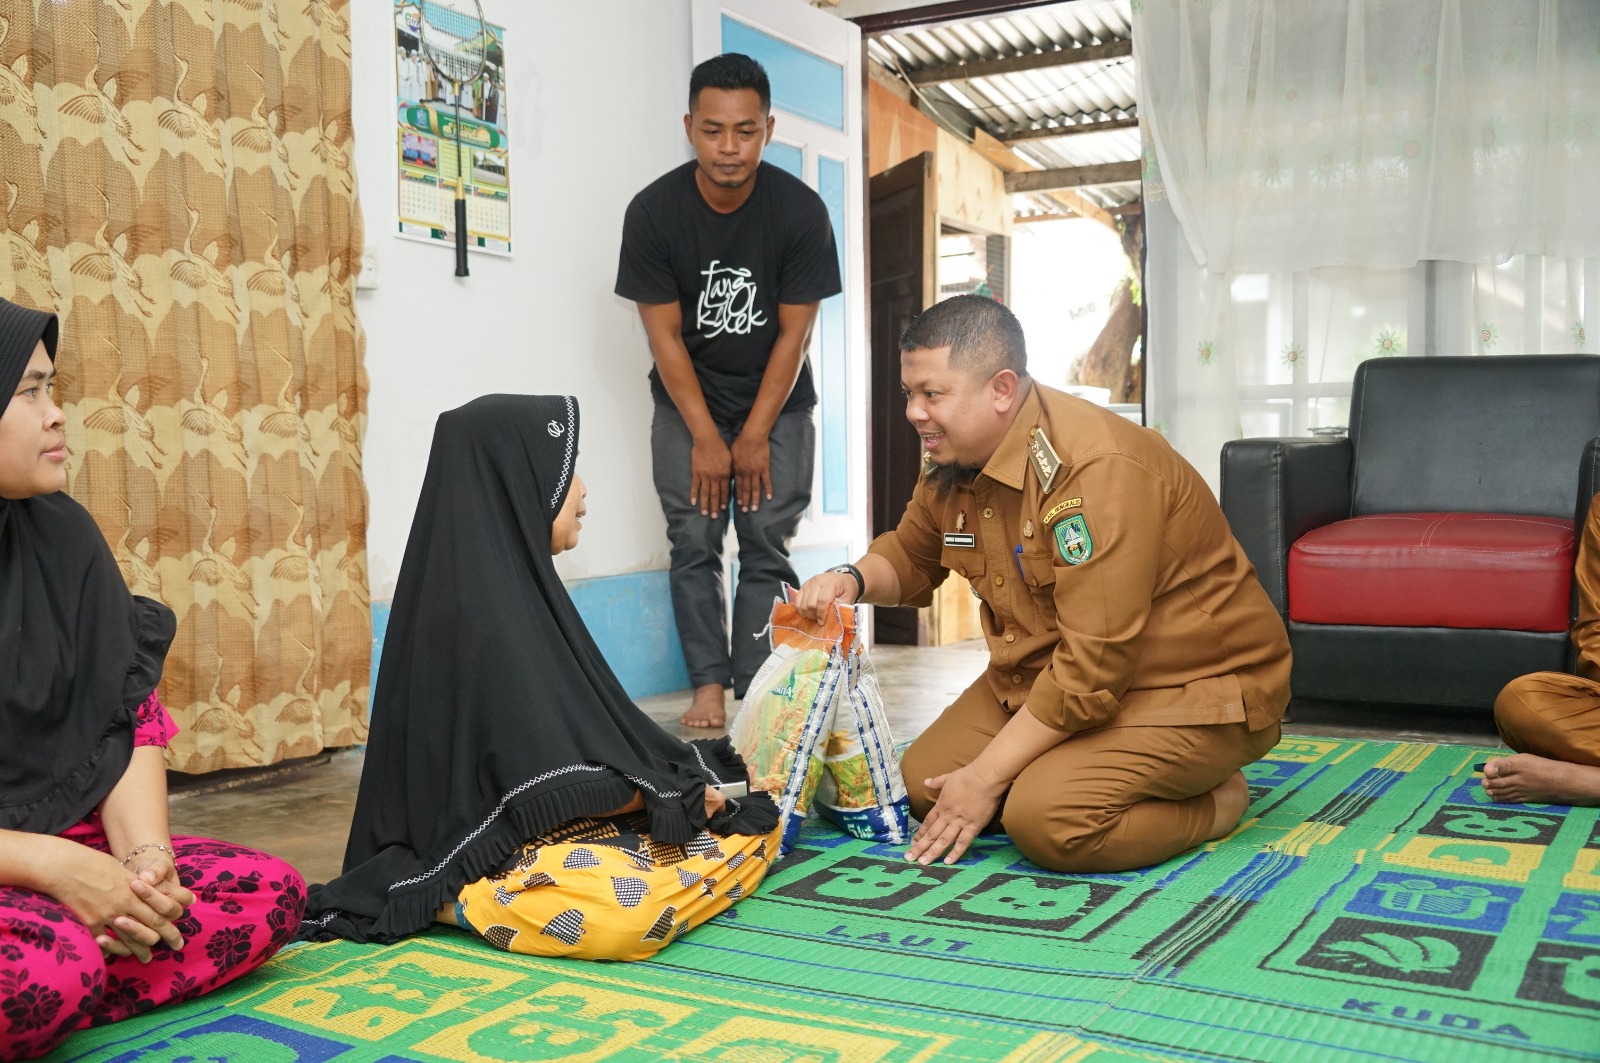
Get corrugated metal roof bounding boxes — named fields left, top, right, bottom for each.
left=868, top=0, right=1140, bottom=211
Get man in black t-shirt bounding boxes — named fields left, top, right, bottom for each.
left=616, top=53, right=842, bottom=728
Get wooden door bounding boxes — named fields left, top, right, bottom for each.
left=869, top=152, right=935, bottom=644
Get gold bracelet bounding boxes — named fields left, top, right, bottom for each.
left=120, top=843, right=174, bottom=866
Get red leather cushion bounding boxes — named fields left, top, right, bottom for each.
left=1288, top=512, right=1575, bottom=631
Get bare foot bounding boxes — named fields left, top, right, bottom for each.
left=1204, top=771, right=1251, bottom=841
left=679, top=684, right=727, bottom=729
left=597, top=790, right=645, bottom=817
left=1483, top=754, right=1600, bottom=806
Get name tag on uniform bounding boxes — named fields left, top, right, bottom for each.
left=943, top=532, right=976, bottom=548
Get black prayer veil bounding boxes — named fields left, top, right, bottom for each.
left=0, top=296, right=176, bottom=835
left=303, top=394, right=773, bottom=943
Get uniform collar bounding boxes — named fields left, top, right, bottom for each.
left=979, top=383, right=1042, bottom=492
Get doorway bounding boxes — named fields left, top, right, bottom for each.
left=857, top=0, right=1144, bottom=644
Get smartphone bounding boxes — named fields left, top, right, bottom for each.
left=714, top=781, right=749, bottom=798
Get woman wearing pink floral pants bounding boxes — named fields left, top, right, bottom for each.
left=1, top=299, right=304, bottom=1061
left=0, top=697, right=306, bottom=1061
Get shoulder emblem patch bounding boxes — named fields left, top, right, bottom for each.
left=1054, top=513, right=1093, bottom=565
left=1028, top=427, right=1060, bottom=494
left=1041, top=497, right=1083, bottom=526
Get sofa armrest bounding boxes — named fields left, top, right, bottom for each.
left=1577, top=436, right=1600, bottom=529
left=1220, top=437, right=1353, bottom=616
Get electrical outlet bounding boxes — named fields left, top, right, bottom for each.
left=357, top=245, right=380, bottom=290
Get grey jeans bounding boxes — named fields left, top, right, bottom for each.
left=651, top=398, right=815, bottom=697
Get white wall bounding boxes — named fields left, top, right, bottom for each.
left=351, top=1, right=695, bottom=597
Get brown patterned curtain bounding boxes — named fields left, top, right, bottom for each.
left=0, top=0, right=371, bottom=771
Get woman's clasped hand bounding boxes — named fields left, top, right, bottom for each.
left=43, top=842, right=194, bottom=962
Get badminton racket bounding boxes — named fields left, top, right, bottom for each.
left=418, top=0, right=488, bottom=277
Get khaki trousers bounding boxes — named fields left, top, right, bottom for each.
left=1494, top=672, right=1600, bottom=767
left=902, top=677, right=1280, bottom=873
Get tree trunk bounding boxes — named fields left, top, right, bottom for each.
left=1073, top=214, right=1144, bottom=403
left=1075, top=277, right=1142, bottom=401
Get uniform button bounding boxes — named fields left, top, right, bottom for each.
left=1004, top=632, right=1016, bottom=643
left=1011, top=673, right=1023, bottom=684
left=983, top=507, right=994, bottom=519
left=992, top=575, right=1004, bottom=587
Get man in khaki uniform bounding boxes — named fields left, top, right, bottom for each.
left=1484, top=492, right=1600, bottom=805
left=795, top=295, right=1291, bottom=872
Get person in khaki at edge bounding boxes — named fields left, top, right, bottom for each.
left=1483, top=491, right=1600, bottom=806
left=794, top=295, right=1292, bottom=872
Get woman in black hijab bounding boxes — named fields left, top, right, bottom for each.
left=303, top=394, right=778, bottom=958
left=0, top=296, right=304, bottom=1062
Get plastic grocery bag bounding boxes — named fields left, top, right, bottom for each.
left=730, top=587, right=909, bottom=855
left=812, top=639, right=907, bottom=846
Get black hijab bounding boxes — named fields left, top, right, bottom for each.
left=304, top=395, right=774, bottom=943
left=0, top=297, right=176, bottom=835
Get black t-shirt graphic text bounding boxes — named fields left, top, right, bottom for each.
left=616, top=161, right=842, bottom=425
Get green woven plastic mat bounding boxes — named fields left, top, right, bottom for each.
left=46, top=737, right=1600, bottom=1062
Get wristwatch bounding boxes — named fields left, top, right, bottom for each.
left=828, top=563, right=865, bottom=601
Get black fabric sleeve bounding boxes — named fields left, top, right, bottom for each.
left=614, top=195, right=679, bottom=304
left=777, top=191, right=842, bottom=305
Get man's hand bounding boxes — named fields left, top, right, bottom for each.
left=906, top=765, right=1006, bottom=866
left=731, top=431, right=773, bottom=513
left=690, top=434, right=733, bottom=516
left=793, top=570, right=859, bottom=621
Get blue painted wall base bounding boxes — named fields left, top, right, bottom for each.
left=369, top=545, right=850, bottom=703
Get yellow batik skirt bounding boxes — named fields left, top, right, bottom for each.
left=456, top=812, right=780, bottom=962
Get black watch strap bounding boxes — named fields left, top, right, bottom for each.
left=829, top=563, right=865, bottom=601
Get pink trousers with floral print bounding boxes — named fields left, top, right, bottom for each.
left=0, top=824, right=305, bottom=1060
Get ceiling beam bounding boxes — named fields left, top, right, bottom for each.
left=998, top=114, right=1140, bottom=142
left=1004, top=160, right=1142, bottom=193
left=867, top=58, right=978, bottom=139
left=969, top=129, right=1119, bottom=232
left=1015, top=201, right=1144, bottom=224
left=853, top=0, right=1063, bottom=37
left=907, top=38, right=1132, bottom=86
left=867, top=57, right=914, bottom=103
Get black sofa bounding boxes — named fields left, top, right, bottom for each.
left=1220, top=354, right=1600, bottom=711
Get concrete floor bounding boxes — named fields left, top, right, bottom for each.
left=167, top=640, right=1505, bottom=887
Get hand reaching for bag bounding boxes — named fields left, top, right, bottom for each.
left=793, top=570, right=859, bottom=621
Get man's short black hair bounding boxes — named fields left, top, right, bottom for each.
left=899, top=294, right=1028, bottom=378
left=689, top=53, right=771, bottom=114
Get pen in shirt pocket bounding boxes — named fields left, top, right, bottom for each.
left=1014, top=544, right=1025, bottom=580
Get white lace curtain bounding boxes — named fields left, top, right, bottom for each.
left=1134, top=0, right=1600, bottom=485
